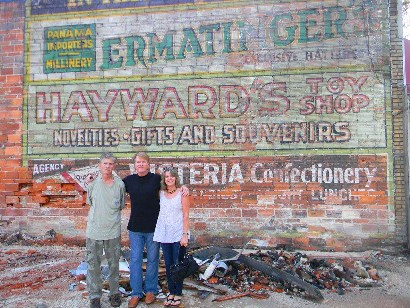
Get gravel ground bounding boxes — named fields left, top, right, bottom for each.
left=1, top=245, right=409, bottom=308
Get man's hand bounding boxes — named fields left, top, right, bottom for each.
left=85, top=174, right=96, bottom=184
left=181, top=185, right=190, bottom=197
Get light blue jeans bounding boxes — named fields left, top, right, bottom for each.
left=129, top=231, right=160, bottom=297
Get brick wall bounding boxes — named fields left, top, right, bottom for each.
left=390, top=0, right=407, bottom=245
left=0, top=0, right=27, bottom=228
left=0, top=0, right=407, bottom=252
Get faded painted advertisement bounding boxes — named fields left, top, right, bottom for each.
left=25, top=0, right=389, bottom=158
left=30, top=154, right=388, bottom=206
left=30, top=153, right=389, bottom=237
left=28, top=73, right=385, bottom=155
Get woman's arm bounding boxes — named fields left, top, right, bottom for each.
left=180, top=195, right=190, bottom=247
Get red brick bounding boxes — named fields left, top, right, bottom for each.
left=377, top=210, right=389, bottom=219
left=275, top=237, right=293, bottom=246
left=32, top=182, right=51, bottom=191
left=273, top=182, right=291, bottom=190
left=362, top=224, right=384, bottom=233
left=5, top=146, right=22, bottom=156
left=3, top=171, right=19, bottom=179
left=292, top=209, right=307, bottom=218
left=32, top=208, right=62, bottom=216
left=5, top=196, right=19, bottom=204
left=242, top=209, right=257, bottom=217
left=0, top=208, right=32, bottom=216
left=224, top=209, right=242, bottom=217
left=274, top=209, right=291, bottom=218
left=359, top=196, right=376, bottom=204
left=308, top=209, right=325, bottom=217
left=374, top=196, right=389, bottom=205
left=4, top=249, right=22, bottom=255
left=14, top=44, right=23, bottom=53
left=61, top=183, right=76, bottom=191
left=5, top=75, right=21, bottom=84
left=257, top=209, right=275, bottom=217
left=293, top=237, right=310, bottom=250
left=0, top=68, right=13, bottom=75
left=4, top=183, right=19, bottom=191
left=193, top=222, right=207, bottom=231
left=308, top=225, right=327, bottom=233
left=29, top=196, right=49, bottom=204
left=325, top=209, right=342, bottom=218
left=360, top=210, right=377, bottom=219
left=217, top=201, right=235, bottom=208
left=2, top=161, right=22, bottom=168
left=309, top=237, right=327, bottom=248
left=241, top=195, right=257, bottom=204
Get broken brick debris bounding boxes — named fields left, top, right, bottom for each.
left=189, top=246, right=384, bottom=302
left=0, top=239, right=389, bottom=306
left=95, top=246, right=385, bottom=302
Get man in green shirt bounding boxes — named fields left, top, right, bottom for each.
left=86, top=152, right=126, bottom=308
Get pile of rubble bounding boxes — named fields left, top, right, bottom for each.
left=0, top=244, right=83, bottom=305
left=0, top=233, right=387, bottom=306
left=185, top=246, right=382, bottom=302
left=67, top=245, right=384, bottom=303
left=0, top=230, right=59, bottom=246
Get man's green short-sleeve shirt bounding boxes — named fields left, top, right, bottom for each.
left=86, top=175, right=126, bottom=240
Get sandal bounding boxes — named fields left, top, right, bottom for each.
left=164, top=295, right=174, bottom=306
left=170, top=297, right=181, bottom=307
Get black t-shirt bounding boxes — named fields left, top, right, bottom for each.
left=123, top=172, right=161, bottom=233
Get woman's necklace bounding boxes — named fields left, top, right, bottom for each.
left=167, top=187, right=176, bottom=194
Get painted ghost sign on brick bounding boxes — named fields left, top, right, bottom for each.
left=21, top=0, right=394, bottom=246
left=25, top=0, right=389, bottom=158
left=30, top=74, right=383, bottom=154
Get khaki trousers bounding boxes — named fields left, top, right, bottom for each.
left=86, top=237, right=121, bottom=299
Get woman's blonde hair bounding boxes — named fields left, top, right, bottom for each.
left=161, top=167, right=181, bottom=190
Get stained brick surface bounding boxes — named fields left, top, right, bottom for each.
left=0, top=0, right=407, bottom=252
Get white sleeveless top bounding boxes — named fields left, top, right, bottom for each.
left=153, top=190, right=188, bottom=243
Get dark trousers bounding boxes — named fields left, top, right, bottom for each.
left=161, top=242, right=186, bottom=296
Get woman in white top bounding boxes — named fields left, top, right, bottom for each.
left=153, top=167, right=190, bottom=307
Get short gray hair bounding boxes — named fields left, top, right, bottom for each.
left=100, top=152, right=116, bottom=163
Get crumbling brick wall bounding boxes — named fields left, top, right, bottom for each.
left=0, top=0, right=407, bottom=252
left=0, top=0, right=28, bottom=230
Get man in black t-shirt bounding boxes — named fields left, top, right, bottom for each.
left=123, top=152, right=160, bottom=307
left=123, top=152, right=188, bottom=308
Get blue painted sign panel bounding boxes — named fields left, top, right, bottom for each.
left=30, top=0, right=196, bottom=15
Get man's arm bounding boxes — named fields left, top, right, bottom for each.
left=181, top=185, right=190, bottom=197
left=120, top=182, right=126, bottom=210
left=86, top=181, right=94, bottom=207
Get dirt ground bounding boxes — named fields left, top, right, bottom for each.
left=1, top=244, right=410, bottom=308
